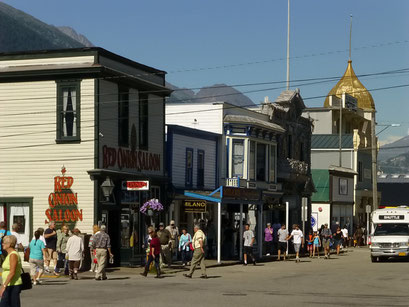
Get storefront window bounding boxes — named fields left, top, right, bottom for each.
left=232, top=139, right=244, bottom=178
left=256, top=143, right=266, bottom=182
left=249, top=141, right=255, bottom=180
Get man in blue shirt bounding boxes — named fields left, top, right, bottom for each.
left=0, top=221, right=11, bottom=265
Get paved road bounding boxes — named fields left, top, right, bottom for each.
left=20, top=248, right=409, bottom=307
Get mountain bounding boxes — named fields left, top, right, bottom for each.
left=0, top=2, right=91, bottom=53
left=378, top=135, right=409, bottom=174
left=57, top=26, right=94, bottom=47
left=167, top=83, right=256, bottom=107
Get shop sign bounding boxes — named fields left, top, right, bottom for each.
left=223, top=187, right=260, bottom=201
left=121, top=180, right=149, bottom=191
left=45, top=167, right=83, bottom=226
left=103, top=145, right=161, bottom=172
left=183, top=200, right=207, bottom=213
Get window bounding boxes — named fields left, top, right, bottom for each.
left=57, top=81, right=80, bottom=142
left=139, top=94, right=149, bottom=149
left=185, top=148, right=193, bottom=187
left=256, top=143, right=266, bottom=181
left=232, top=139, right=244, bottom=178
left=287, top=135, right=292, bottom=159
left=269, top=145, right=276, bottom=182
left=197, top=150, right=205, bottom=188
left=118, top=86, right=129, bottom=147
left=358, top=161, right=363, bottom=182
left=339, top=178, right=348, bottom=195
left=249, top=141, right=256, bottom=180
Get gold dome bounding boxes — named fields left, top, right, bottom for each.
left=324, top=60, right=375, bottom=110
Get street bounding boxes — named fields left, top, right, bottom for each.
left=20, top=248, right=409, bottom=307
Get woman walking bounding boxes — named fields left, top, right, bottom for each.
left=140, top=230, right=161, bottom=278
left=0, top=235, right=23, bottom=307
left=178, top=228, right=192, bottom=266
left=88, top=225, right=99, bottom=273
left=312, top=231, right=321, bottom=258
left=29, top=230, right=46, bottom=285
left=66, top=228, right=84, bottom=280
left=333, top=227, right=343, bottom=255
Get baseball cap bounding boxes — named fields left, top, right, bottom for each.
left=159, top=222, right=164, bottom=227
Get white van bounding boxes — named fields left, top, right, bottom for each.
left=369, top=207, right=409, bottom=262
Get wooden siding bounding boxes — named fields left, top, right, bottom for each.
left=171, top=133, right=217, bottom=190
left=0, top=56, right=95, bottom=69
left=0, top=79, right=95, bottom=233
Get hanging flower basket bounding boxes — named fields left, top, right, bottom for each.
left=140, top=198, right=164, bottom=215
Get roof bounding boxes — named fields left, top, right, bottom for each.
left=224, top=114, right=285, bottom=133
left=378, top=174, right=409, bottom=183
left=275, top=90, right=297, bottom=103
left=324, top=60, right=375, bottom=111
left=311, top=169, right=329, bottom=202
left=166, top=124, right=221, bottom=141
left=328, top=165, right=358, bottom=175
left=311, top=134, right=353, bottom=149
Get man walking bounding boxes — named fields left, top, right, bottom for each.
left=184, top=225, right=207, bottom=279
left=10, top=223, right=23, bottom=251
left=277, top=224, right=288, bottom=261
left=287, top=224, right=304, bottom=263
left=92, top=225, right=113, bottom=281
left=44, top=221, right=58, bottom=275
left=243, top=224, right=256, bottom=265
left=264, top=223, right=273, bottom=256
left=321, top=223, right=332, bottom=259
left=165, top=220, right=179, bottom=261
left=157, top=223, right=172, bottom=268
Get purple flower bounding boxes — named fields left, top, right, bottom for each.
left=140, top=198, right=164, bottom=214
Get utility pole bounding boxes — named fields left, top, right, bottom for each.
left=371, top=110, right=378, bottom=213
left=286, top=0, right=290, bottom=90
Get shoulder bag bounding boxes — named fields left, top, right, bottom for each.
left=20, top=268, right=32, bottom=290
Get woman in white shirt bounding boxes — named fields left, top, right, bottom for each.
left=66, top=228, right=84, bottom=280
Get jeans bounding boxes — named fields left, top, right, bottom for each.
left=0, top=285, right=21, bottom=307
left=181, top=250, right=191, bottom=264
left=145, top=254, right=160, bottom=272
left=55, top=252, right=68, bottom=274
left=265, top=241, right=273, bottom=254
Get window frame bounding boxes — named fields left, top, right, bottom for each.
left=232, top=139, right=245, bottom=178
left=139, top=93, right=149, bottom=150
left=56, top=80, right=81, bottom=143
left=197, top=150, right=205, bottom=188
left=118, top=85, right=129, bottom=147
left=185, top=148, right=194, bottom=187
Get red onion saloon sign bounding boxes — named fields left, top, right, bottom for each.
left=45, top=167, right=83, bottom=226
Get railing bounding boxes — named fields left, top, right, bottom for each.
left=225, top=177, right=240, bottom=187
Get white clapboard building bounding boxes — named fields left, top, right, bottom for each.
left=0, top=48, right=170, bottom=264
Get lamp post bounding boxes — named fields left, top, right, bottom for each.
left=101, top=177, right=115, bottom=201
left=376, top=123, right=401, bottom=136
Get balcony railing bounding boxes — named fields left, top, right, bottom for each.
left=225, top=177, right=241, bottom=187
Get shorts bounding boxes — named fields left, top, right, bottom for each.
left=278, top=241, right=287, bottom=252
left=334, top=239, right=342, bottom=247
left=322, top=239, right=331, bottom=249
left=307, top=244, right=313, bottom=251
left=313, top=243, right=320, bottom=247
left=29, top=258, right=44, bottom=276
left=244, top=246, right=253, bottom=255
left=45, top=248, right=57, bottom=262
left=294, top=243, right=301, bottom=253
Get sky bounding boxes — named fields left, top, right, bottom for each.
left=4, top=0, right=409, bottom=144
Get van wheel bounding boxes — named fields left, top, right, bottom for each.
left=371, top=256, right=377, bottom=262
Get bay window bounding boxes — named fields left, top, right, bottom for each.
left=232, top=139, right=244, bottom=178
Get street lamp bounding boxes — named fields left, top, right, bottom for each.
left=101, top=177, right=115, bottom=201
left=376, top=123, right=400, bottom=136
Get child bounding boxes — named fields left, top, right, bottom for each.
left=307, top=230, right=313, bottom=258
left=313, top=231, right=321, bottom=258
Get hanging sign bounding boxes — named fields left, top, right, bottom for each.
left=183, top=200, right=207, bottom=213
left=122, top=181, right=149, bottom=191
left=45, top=167, right=83, bottom=226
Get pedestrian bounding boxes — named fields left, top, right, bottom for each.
left=307, top=230, right=313, bottom=258
left=354, top=225, right=363, bottom=248
left=178, top=228, right=192, bottom=266
left=287, top=224, right=304, bottom=263
left=165, top=220, right=179, bottom=261
left=10, top=224, right=24, bottom=251
left=333, top=227, right=343, bottom=256
left=321, top=223, right=332, bottom=259
left=140, top=229, right=161, bottom=278
left=264, top=223, right=273, bottom=256
left=66, top=228, right=84, bottom=280
left=312, top=231, right=321, bottom=258
left=243, top=224, right=256, bottom=265
left=277, top=224, right=288, bottom=261
left=183, top=224, right=207, bottom=279
left=91, top=225, right=113, bottom=281
left=0, top=222, right=11, bottom=265
left=29, top=230, right=46, bottom=285
left=157, top=223, right=172, bottom=268
left=341, top=226, right=349, bottom=248
left=33, top=228, right=46, bottom=246
left=56, top=225, right=70, bottom=275
left=0, top=235, right=22, bottom=307
left=88, top=225, right=100, bottom=273
left=44, top=221, right=59, bottom=275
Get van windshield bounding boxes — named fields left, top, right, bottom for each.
left=374, top=223, right=409, bottom=236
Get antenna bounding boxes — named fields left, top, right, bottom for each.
left=349, top=14, right=353, bottom=61
left=286, top=0, right=290, bottom=90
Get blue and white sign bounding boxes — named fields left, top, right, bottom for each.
left=311, top=212, right=318, bottom=232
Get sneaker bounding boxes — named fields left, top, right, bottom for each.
left=102, top=277, right=107, bottom=280
left=33, top=280, right=37, bottom=286
left=89, top=269, right=94, bottom=272
left=36, top=279, right=42, bottom=285
left=324, top=255, right=328, bottom=259
left=95, top=277, right=102, bottom=281
left=183, top=274, right=192, bottom=278
left=200, top=275, right=208, bottom=279
left=266, top=253, right=270, bottom=256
